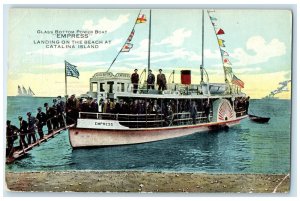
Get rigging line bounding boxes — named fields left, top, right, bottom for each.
left=106, top=9, right=142, bottom=72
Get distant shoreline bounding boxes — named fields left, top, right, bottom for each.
left=5, top=171, right=290, bottom=193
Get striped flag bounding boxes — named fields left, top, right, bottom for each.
left=121, top=43, right=133, bottom=52
left=65, top=61, right=79, bottom=78
left=224, top=66, right=233, bottom=74
left=232, top=74, right=244, bottom=88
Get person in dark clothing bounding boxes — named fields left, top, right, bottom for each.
left=245, top=96, right=250, bottom=114
left=18, top=116, right=28, bottom=148
left=131, top=69, right=139, bottom=93
left=204, top=101, right=211, bottom=122
left=51, top=99, right=59, bottom=130
left=27, top=112, right=38, bottom=144
left=190, top=101, right=198, bottom=124
left=56, top=96, right=66, bottom=128
left=113, top=100, right=121, bottom=114
left=44, top=103, right=54, bottom=134
left=6, top=120, right=18, bottom=156
left=90, top=99, right=99, bottom=113
left=36, top=107, right=46, bottom=139
left=66, top=94, right=78, bottom=124
left=147, top=69, right=155, bottom=90
left=157, top=69, right=167, bottom=91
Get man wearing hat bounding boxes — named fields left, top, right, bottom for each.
left=147, top=69, right=155, bottom=90
left=157, top=69, right=167, bottom=91
left=131, top=69, right=139, bottom=93
left=44, top=103, right=54, bottom=134
left=6, top=120, right=18, bottom=156
left=27, top=112, right=38, bottom=144
left=18, top=116, right=28, bottom=148
left=36, top=107, right=47, bottom=139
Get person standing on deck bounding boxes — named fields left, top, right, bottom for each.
left=18, top=116, right=28, bottom=148
left=131, top=69, right=139, bottom=93
left=204, top=101, right=211, bottom=122
left=66, top=94, right=78, bottom=124
left=27, top=112, right=38, bottom=144
left=157, top=69, right=167, bottom=91
left=190, top=101, right=198, bottom=124
left=36, top=107, right=47, bottom=139
left=147, top=69, right=155, bottom=90
left=245, top=96, right=250, bottom=114
left=6, top=120, right=18, bottom=156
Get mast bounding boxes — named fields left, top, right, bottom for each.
left=147, top=9, right=152, bottom=77
left=200, top=10, right=204, bottom=84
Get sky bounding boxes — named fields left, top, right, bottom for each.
left=7, top=8, right=292, bottom=98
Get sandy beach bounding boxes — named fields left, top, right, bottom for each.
left=5, top=171, right=290, bottom=193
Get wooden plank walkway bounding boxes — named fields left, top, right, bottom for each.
left=6, top=124, right=75, bottom=164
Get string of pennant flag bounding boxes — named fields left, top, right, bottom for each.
left=107, top=12, right=147, bottom=72
left=207, top=10, right=244, bottom=88
left=121, top=14, right=147, bottom=52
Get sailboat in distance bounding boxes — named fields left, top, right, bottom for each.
left=17, top=85, right=35, bottom=97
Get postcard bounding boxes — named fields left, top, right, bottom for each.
left=5, top=8, right=292, bottom=193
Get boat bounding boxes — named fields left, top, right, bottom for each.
left=249, top=114, right=270, bottom=123
left=17, top=85, right=35, bottom=97
left=68, top=9, right=249, bottom=148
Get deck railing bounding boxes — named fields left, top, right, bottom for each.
left=78, top=111, right=212, bottom=128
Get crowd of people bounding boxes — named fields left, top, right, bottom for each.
left=131, top=68, right=167, bottom=93
left=7, top=93, right=248, bottom=155
left=6, top=96, right=67, bottom=156
left=234, top=96, right=250, bottom=115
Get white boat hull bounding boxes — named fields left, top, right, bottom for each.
left=69, top=116, right=247, bottom=148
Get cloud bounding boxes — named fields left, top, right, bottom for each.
left=231, top=36, right=286, bottom=66
left=82, top=14, right=130, bottom=32
left=155, top=28, right=192, bottom=47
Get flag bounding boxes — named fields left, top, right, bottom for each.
left=221, top=49, right=229, bottom=56
left=224, top=66, right=232, bottom=74
left=65, top=61, right=79, bottom=78
left=218, top=39, right=225, bottom=47
left=126, top=29, right=135, bottom=42
left=223, top=58, right=232, bottom=65
left=210, top=16, right=217, bottom=21
left=232, top=74, right=244, bottom=88
left=121, top=43, right=133, bottom=52
left=136, top=14, right=147, bottom=24
left=216, top=28, right=225, bottom=35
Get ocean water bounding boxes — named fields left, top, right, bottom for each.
left=5, top=96, right=291, bottom=174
